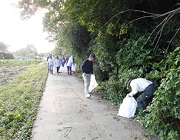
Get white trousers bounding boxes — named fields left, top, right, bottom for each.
left=83, top=73, right=91, bottom=97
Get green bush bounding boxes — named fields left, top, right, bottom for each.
left=141, top=46, right=180, bottom=140
left=141, top=67, right=180, bottom=140
left=101, top=68, right=144, bottom=104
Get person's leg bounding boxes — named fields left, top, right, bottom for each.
left=67, top=66, right=70, bottom=75
left=50, top=65, right=53, bottom=74
left=69, top=66, right=72, bottom=75
left=143, top=84, right=156, bottom=107
left=137, top=94, right=146, bottom=110
left=57, top=66, right=60, bottom=74
left=83, top=74, right=91, bottom=98
left=137, top=84, right=156, bottom=110
left=52, top=65, right=54, bottom=74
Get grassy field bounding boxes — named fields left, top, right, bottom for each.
left=0, top=60, right=42, bottom=66
left=0, top=60, right=48, bottom=140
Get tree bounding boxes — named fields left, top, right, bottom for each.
left=0, top=42, right=8, bottom=52
left=16, top=44, right=37, bottom=58
left=0, top=42, right=14, bottom=59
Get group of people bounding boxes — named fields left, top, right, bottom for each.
left=47, top=54, right=75, bottom=75
left=81, top=53, right=157, bottom=111
left=47, top=52, right=156, bottom=111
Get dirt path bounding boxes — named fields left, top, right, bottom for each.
left=31, top=69, right=150, bottom=140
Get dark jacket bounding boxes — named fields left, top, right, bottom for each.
left=81, top=59, right=93, bottom=74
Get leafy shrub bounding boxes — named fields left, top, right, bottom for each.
left=141, top=46, right=180, bottom=140
left=93, top=32, right=120, bottom=81
left=141, top=67, right=180, bottom=140
left=101, top=68, right=144, bottom=104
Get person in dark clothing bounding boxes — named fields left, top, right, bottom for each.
left=61, top=55, right=66, bottom=67
left=81, top=53, right=95, bottom=98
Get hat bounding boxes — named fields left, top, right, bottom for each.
left=89, top=53, right=96, bottom=59
left=125, top=79, right=132, bottom=89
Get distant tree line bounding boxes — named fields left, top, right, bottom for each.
left=0, top=42, right=14, bottom=59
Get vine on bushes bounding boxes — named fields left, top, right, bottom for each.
left=141, top=45, right=180, bottom=139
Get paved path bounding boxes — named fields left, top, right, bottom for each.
left=31, top=69, right=148, bottom=140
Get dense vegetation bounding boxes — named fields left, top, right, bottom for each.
left=0, top=61, right=48, bottom=139
left=18, top=0, right=180, bottom=139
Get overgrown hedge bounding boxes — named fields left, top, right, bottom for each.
left=141, top=46, right=180, bottom=140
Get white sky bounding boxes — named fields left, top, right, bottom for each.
left=0, top=0, right=55, bottom=53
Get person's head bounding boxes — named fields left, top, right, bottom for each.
left=88, top=53, right=96, bottom=61
left=125, top=79, right=132, bottom=89
left=56, top=56, right=59, bottom=59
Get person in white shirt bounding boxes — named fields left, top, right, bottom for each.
left=67, top=55, right=75, bottom=75
left=125, top=78, right=156, bottom=110
left=47, top=55, right=54, bottom=74
left=54, top=56, right=61, bottom=74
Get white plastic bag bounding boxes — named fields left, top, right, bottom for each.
left=89, top=74, right=98, bottom=92
left=117, top=96, right=137, bottom=118
left=72, top=64, right=76, bottom=71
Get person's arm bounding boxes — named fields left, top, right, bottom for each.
left=91, top=63, right=93, bottom=74
left=54, top=60, right=56, bottom=67
left=81, top=60, right=87, bottom=73
left=128, top=82, right=138, bottom=97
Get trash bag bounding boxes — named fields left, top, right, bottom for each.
left=72, top=64, right=76, bottom=71
left=117, top=95, right=137, bottom=118
left=89, top=74, right=98, bottom=92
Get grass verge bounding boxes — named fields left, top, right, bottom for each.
left=0, top=63, right=48, bottom=140
left=0, top=60, right=42, bottom=66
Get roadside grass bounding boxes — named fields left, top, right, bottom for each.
left=0, top=63, right=48, bottom=140
left=0, top=60, right=42, bottom=66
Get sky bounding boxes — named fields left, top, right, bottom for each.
left=0, top=0, right=55, bottom=53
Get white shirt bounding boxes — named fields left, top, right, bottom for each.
left=129, top=78, right=153, bottom=96
left=48, top=58, right=54, bottom=66
left=67, top=56, right=74, bottom=67
left=55, top=59, right=61, bottom=67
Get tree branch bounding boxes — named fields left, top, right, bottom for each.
left=166, top=27, right=180, bottom=54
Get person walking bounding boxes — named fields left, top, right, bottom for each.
left=52, top=54, right=56, bottom=73
left=81, top=53, right=96, bottom=98
left=47, top=55, right=54, bottom=74
left=46, top=53, right=51, bottom=73
left=54, top=56, right=61, bottom=74
left=67, top=55, right=74, bottom=75
left=61, top=55, right=66, bottom=68
left=125, top=78, right=157, bottom=110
